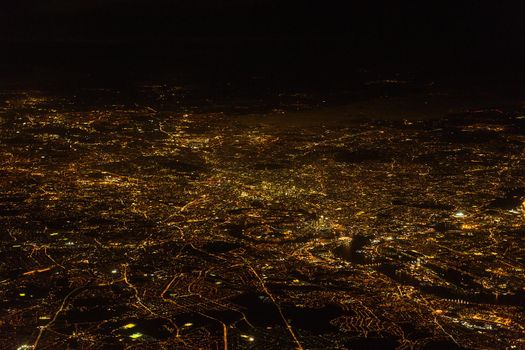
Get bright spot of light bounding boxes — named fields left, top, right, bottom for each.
left=183, top=322, right=193, bottom=327
left=129, top=332, right=143, bottom=339
left=453, top=211, right=465, bottom=218
left=17, top=346, right=33, bottom=350
left=241, top=334, right=255, bottom=341
left=122, top=323, right=136, bottom=329
left=111, top=269, right=118, bottom=274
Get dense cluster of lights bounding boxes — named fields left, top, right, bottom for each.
left=1, top=91, right=524, bottom=349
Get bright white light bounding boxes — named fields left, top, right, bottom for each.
left=453, top=211, right=465, bottom=218
left=241, top=334, right=255, bottom=341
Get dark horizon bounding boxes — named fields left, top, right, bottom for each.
left=3, top=1, right=525, bottom=49
left=3, top=1, right=525, bottom=87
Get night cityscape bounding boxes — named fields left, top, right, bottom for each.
left=1, top=2, right=524, bottom=349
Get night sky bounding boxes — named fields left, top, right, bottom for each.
left=2, top=1, right=525, bottom=49
left=2, top=1, right=525, bottom=86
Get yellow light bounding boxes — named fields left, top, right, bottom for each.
left=461, top=223, right=479, bottom=230
left=122, top=323, right=136, bottom=329
left=130, top=332, right=143, bottom=339
left=17, top=346, right=33, bottom=350
left=183, top=323, right=193, bottom=327
left=453, top=211, right=465, bottom=218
